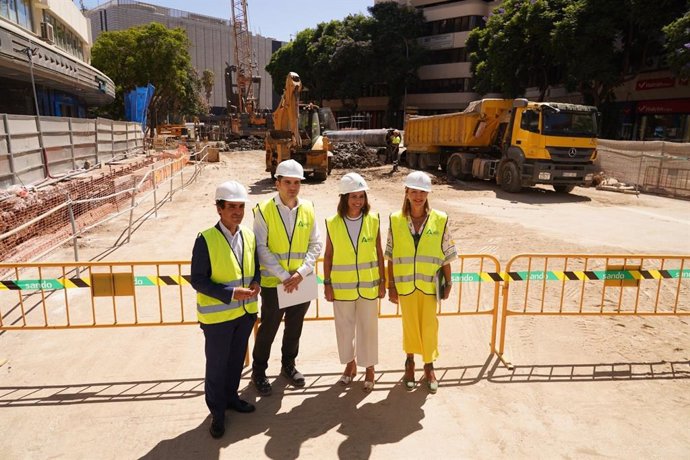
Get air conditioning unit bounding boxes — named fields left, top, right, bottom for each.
left=41, top=22, right=54, bottom=43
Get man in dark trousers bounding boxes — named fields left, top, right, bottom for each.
left=251, top=159, right=323, bottom=396
left=191, top=180, right=261, bottom=439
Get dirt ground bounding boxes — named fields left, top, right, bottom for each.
left=1, top=150, right=689, bottom=459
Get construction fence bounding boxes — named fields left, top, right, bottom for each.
left=0, top=113, right=145, bottom=188
left=596, top=139, right=690, bottom=198
left=0, top=145, right=212, bottom=268
left=1, top=254, right=688, bottom=367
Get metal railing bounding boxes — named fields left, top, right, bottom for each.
left=498, top=254, right=690, bottom=367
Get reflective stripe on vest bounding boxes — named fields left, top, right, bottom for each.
left=254, top=198, right=315, bottom=288
left=390, top=209, right=447, bottom=295
left=326, top=213, right=381, bottom=301
left=196, top=225, right=258, bottom=324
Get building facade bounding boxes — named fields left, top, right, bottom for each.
left=0, top=0, right=115, bottom=117
left=374, top=0, right=689, bottom=141
left=86, top=0, right=279, bottom=113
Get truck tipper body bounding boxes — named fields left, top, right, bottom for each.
left=404, top=98, right=599, bottom=193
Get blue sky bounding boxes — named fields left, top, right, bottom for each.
left=81, top=0, right=375, bottom=42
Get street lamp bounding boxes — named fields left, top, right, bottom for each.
left=21, top=46, right=40, bottom=117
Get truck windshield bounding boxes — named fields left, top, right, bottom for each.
left=542, top=111, right=597, bottom=137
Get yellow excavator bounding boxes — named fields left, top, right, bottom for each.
left=265, top=72, right=335, bottom=181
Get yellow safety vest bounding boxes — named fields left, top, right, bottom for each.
left=390, top=209, right=447, bottom=295
left=196, top=225, right=258, bottom=324
left=326, top=212, right=381, bottom=301
left=254, top=198, right=315, bottom=288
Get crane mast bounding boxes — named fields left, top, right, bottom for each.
left=230, top=0, right=258, bottom=114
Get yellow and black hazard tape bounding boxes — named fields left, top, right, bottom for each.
left=0, top=270, right=687, bottom=291
left=0, top=275, right=193, bottom=291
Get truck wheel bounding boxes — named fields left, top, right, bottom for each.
left=499, top=161, right=522, bottom=193
left=407, top=152, right=418, bottom=169
left=418, top=153, right=431, bottom=170
left=447, top=154, right=463, bottom=179
left=313, top=171, right=327, bottom=182
left=553, top=184, right=575, bottom=194
left=448, top=154, right=472, bottom=180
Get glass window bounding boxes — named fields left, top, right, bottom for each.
left=543, top=110, right=597, bottom=137
left=0, top=0, right=10, bottom=21
left=15, top=0, right=31, bottom=29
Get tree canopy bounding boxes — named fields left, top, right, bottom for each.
left=467, top=0, right=687, bottom=106
left=91, top=22, right=204, bottom=125
left=265, top=2, right=426, bottom=124
left=663, top=10, right=690, bottom=78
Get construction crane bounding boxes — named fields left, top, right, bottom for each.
left=226, top=0, right=271, bottom=138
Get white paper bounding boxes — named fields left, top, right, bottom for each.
left=277, top=272, right=318, bottom=309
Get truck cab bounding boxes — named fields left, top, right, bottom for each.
left=502, top=100, right=598, bottom=192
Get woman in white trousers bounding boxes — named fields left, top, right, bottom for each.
left=324, top=172, right=385, bottom=392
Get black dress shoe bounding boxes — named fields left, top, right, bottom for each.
left=228, top=399, right=255, bottom=413
left=209, top=417, right=225, bottom=439
left=251, top=374, right=272, bottom=396
left=281, top=365, right=306, bottom=387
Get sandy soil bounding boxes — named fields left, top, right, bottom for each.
left=1, top=150, right=689, bottom=459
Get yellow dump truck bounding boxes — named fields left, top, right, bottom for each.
left=404, top=98, right=599, bottom=193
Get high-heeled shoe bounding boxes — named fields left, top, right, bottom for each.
left=363, top=366, right=375, bottom=393
left=338, top=360, right=357, bottom=386
left=424, top=363, right=438, bottom=394
left=403, top=357, right=415, bottom=390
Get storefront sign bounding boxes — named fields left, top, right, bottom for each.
left=637, top=99, right=690, bottom=114
left=635, top=77, right=676, bottom=91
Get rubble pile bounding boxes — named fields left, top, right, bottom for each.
left=226, top=136, right=264, bottom=151
left=330, top=141, right=384, bottom=169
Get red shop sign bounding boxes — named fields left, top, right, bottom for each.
left=635, top=77, right=676, bottom=91
left=637, top=99, right=690, bottom=114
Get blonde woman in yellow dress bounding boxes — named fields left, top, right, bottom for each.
left=323, top=173, right=385, bottom=392
left=386, top=171, right=456, bottom=393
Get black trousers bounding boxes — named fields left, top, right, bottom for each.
left=251, top=286, right=310, bottom=376
left=201, top=312, right=256, bottom=419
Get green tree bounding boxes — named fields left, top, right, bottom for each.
left=91, top=22, right=204, bottom=126
left=553, top=0, right=686, bottom=106
left=468, top=0, right=564, bottom=101
left=201, top=69, right=215, bottom=109
left=265, top=3, right=426, bottom=125
left=468, top=0, right=686, bottom=106
left=663, top=10, right=690, bottom=78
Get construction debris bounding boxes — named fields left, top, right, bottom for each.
left=330, top=141, right=384, bottom=169
left=595, top=176, right=640, bottom=195
left=226, top=136, right=264, bottom=151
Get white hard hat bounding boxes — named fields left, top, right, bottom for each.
left=404, top=171, right=432, bottom=192
left=338, top=172, right=369, bottom=195
left=275, top=159, right=305, bottom=179
left=215, top=180, right=249, bottom=202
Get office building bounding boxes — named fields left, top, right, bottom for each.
left=0, top=0, right=115, bottom=117
left=86, top=0, right=279, bottom=113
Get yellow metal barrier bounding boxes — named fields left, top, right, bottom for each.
left=0, top=255, right=502, bottom=354
left=498, top=254, right=690, bottom=367
left=0, top=261, right=197, bottom=329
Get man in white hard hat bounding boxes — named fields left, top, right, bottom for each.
left=191, top=180, right=261, bottom=439
left=251, top=159, right=323, bottom=396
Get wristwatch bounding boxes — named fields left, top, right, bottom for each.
left=323, top=278, right=332, bottom=285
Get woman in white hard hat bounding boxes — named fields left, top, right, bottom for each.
left=323, top=172, right=385, bottom=392
left=190, top=180, right=261, bottom=438
left=385, top=171, right=456, bottom=394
